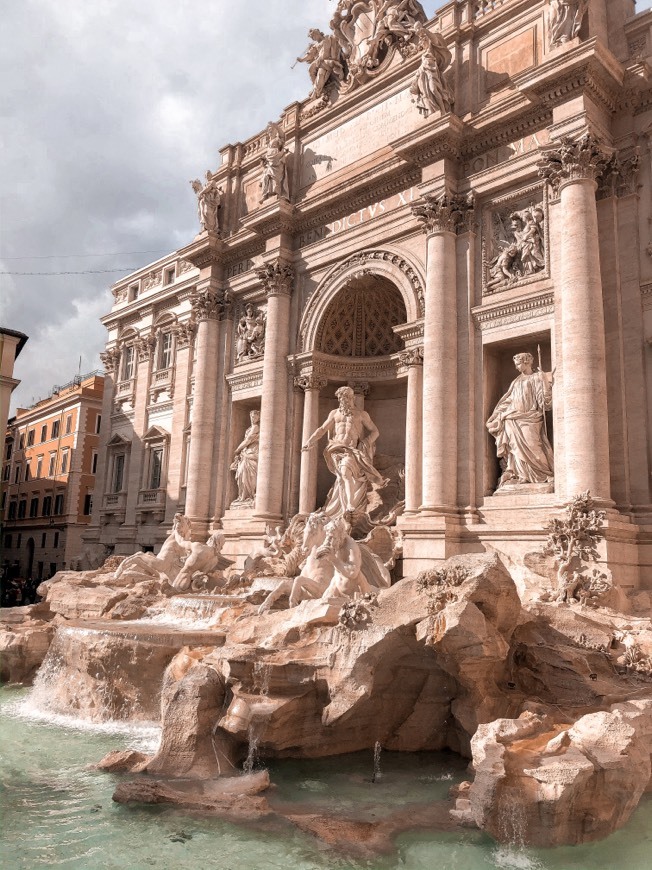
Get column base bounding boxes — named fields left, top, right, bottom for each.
left=221, top=508, right=277, bottom=569
left=398, top=512, right=466, bottom=576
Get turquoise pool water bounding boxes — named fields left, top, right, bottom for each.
left=1, top=685, right=651, bottom=869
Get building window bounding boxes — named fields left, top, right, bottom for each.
left=113, top=454, right=125, bottom=493
left=91, top=452, right=98, bottom=474
left=18, top=500, right=27, bottom=519
left=8, top=502, right=17, bottom=520
left=27, top=429, right=35, bottom=446
left=122, top=345, right=135, bottom=381
left=60, top=450, right=69, bottom=474
left=51, top=420, right=60, bottom=439
left=48, top=452, right=57, bottom=477
left=95, top=414, right=102, bottom=434
left=14, top=465, right=21, bottom=484
left=149, top=447, right=163, bottom=490
left=2, top=465, right=9, bottom=482
left=17, top=533, right=22, bottom=548
left=65, top=414, right=72, bottom=435
left=5, top=442, right=12, bottom=461
left=37, top=562, right=44, bottom=580
left=26, top=462, right=32, bottom=481
left=49, top=562, right=57, bottom=576
left=35, top=456, right=43, bottom=478
left=4, top=534, right=12, bottom=549
left=164, top=266, right=175, bottom=285
left=40, top=424, right=47, bottom=442
left=29, top=498, right=39, bottom=518
left=83, top=493, right=93, bottom=515
left=53, top=532, right=60, bottom=549
left=1, top=491, right=5, bottom=510
left=158, top=332, right=173, bottom=371
left=128, top=283, right=139, bottom=301
left=42, top=496, right=52, bottom=517
left=41, top=532, right=46, bottom=548
left=19, top=434, right=25, bottom=450
left=54, top=494, right=64, bottom=515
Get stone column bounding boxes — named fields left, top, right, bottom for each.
left=86, top=346, right=120, bottom=537
left=254, top=260, right=294, bottom=520
left=399, top=348, right=423, bottom=513
left=164, top=321, right=195, bottom=524
left=125, top=333, right=157, bottom=525
left=540, top=135, right=611, bottom=501
left=295, top=375, right=327, bottom=516
left=184, top=285, right=224, bottom=532
left=412, top=194, right=470, bottom=514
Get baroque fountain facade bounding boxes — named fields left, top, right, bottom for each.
left=4, top=0, right=652, bottom=857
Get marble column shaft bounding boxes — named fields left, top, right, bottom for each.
left=164, top=327, right=194, bottom=524
left=185, top=289, right=223, bottom=527
left=296, top=377, right=326, bottom=516
left=255, top=262, right=294, bottom=519
left=558, top=177, right=611, bottom=500
left=422, top=227, right=458, bottom=512
left=401, top=350, right=423, bottom=513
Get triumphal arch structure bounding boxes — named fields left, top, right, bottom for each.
left=88, top=0, right=652, bottom=588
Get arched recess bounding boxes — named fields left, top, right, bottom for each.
left=300, top=247, right=425, bottom=353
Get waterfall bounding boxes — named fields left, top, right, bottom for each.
left=371, top=741, right=382, bottom=783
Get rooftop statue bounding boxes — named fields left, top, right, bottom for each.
left=260, top=122, right=290, bottom=202
left=302, top=385, right=386, bottom=522
left=190, top=171, right=222, bottom=234
left=549, top=0, right=589, bottom=48
left=486, top=352, right=554, bottom=491
left=409, top=22, right=453, bottom=118
left=295, top=28, right=345, bottom=100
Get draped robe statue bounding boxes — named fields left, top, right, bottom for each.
left=231, top=410, right=260, bottom=505
left=486, top=353, right=554, bottom=489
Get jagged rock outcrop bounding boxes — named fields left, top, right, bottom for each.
left=0, top=603, right=55, bottom=684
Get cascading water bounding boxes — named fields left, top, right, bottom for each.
left=371, top=740, right=382, bottom=783
left=243, top=722, right=262, bottom=775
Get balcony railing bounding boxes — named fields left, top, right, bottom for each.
left=472, top=0, right=510, bottom=18
left=138, top=488, right=166, bottom=507
left=103, top=492, right=127, bottom=511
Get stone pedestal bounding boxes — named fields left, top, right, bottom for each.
left=254, top=261, right=294, bottom=521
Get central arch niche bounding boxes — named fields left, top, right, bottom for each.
left=315, top=275, right=407, bottom=358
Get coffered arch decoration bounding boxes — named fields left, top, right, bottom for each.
left=300, top=248, right=425, bottom=353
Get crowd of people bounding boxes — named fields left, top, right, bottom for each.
left=0, top=572, right=42, bottom=608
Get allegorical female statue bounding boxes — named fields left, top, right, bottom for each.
left=230, top=410, right=260, bottom=505
left=486, top=352, right=554, bottom=490
left=409, top=22, right=453, bottom=118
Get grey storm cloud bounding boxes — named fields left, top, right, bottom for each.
left=1, top=0, right=649, bottom=410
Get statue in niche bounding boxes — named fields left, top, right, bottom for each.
left=302, top=385, right=386, bottom=522
left=230, top=410, right=260, bottom=506
left=258, top=512, right=391, bottom=614
left=190, top=171, right=223, bottom=234
left=549, top=0, right=589, bottom=48
left=296, top=28, right=345, bottom=100
left=260, top=123, right=290, bottom=202
left=235, top=304, right=266, bottom=363
left=486, top=352, right=554, bottom=491
left=486, top=205, right=545, bottom=292
left=409, top=22, right=453, bottom=118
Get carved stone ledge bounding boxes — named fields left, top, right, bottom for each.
left=472, top=292, right=555, bottom=332
left=412, top=193, right=474, bottom=235
left=538, top=133, right=613, bottom=195
left=256, top=261, right=295, bottom=299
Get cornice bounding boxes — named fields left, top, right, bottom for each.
left=472, top=290, right=554, bottom=331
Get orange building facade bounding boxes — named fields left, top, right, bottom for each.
left=1, top=373, right=104, bottom=581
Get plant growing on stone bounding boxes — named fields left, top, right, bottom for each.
left=338, top=592, right=379, bottom=632
left=416, top=565, right=469, bottom=645
left=542, top=491, right=607, bottom=603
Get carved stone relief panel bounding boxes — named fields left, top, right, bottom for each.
left=482, top=186, right=549, bottom=296
left=235, top=303, right=267, bottom=364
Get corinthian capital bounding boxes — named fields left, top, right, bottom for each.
left=538, top=133, right=613, bottom=193
left=255, top=260, right=295, bottom=298
left=191, top=287, right=225, bottom=321
left=399, top=347, right=424, bottom=367
left=100, top=347, right=121, bottom=374
left=174, top=320, right=197, bottom=348
left=136, top=333, right=157, bottom=362
left=294, top=374, right=328, bottom=392
left=412, top=193, right=474, bottom=235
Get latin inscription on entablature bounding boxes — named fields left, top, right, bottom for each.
left=301, top=88, right=421, bottom=189
left=298, top=186, right=418, bottom=248
left=463, top=130, right=550, bottom=176
left=226, top=259, right=254, bottom=279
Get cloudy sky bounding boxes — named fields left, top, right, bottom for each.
left=2, top=0, right=651, bottom=411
